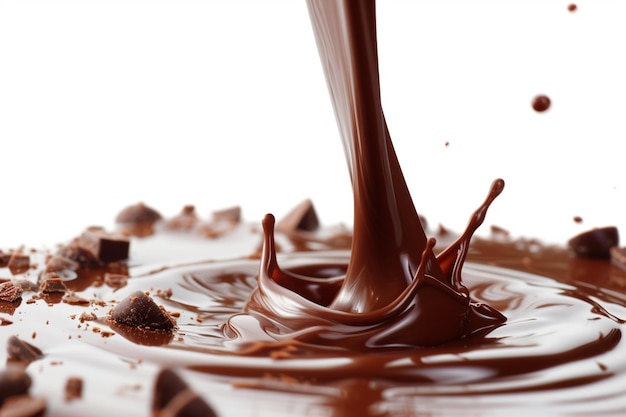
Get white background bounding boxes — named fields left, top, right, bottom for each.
left=1, top=0, right=626, bottom=247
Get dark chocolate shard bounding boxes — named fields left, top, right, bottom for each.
left=276, top=199, right=319, bottom=233
left=6, top=336, right=44, bottom=364
left=78, top=227, right=130, bottom=263
left=152, top=369, right=218, bottom=417
left=568, top=226, right=619, bottom=259
left=111, top=291, right=175, bottom=330
left=0, top=368, right=32, bottom=402
left=8, top=254, right=30, bottom=275
left=0, top=282, right=23, bottom=303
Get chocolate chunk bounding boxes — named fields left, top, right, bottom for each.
left=39, top=276, right=67, bottom=294
left=568, top=3, right=577, bottom=12
left=212, top=206, right=241, bottom=223
left=78, top=228, right=130, bottom=263
left=57, top=243, right=101, bottom=269
left=568, top=226, right=619, bottom=259
left=0, top=252, right=11, bottom=268
left=610, top=246, right=626, bottom=271
left=44, top=255, right=79, bottom=274
left=8, top=254, right=30, bottom=275
left=109, top=322, right=173, bottom=346
left=0, top=395, right=46, bottom=417
left=152, top=369, right=218, bottom=417
left=0, top=368, right=32, bottom=402
left=110, top=291, right=175, bottom=330
left=0, top=282, right=23, bottom=302
left=104, top=273, right=128, bottom=289
left=6, top=336, right=44, bottom=364
left=532, top=95, right=551, bottom=112
left=276, top=199, right=319, bottom=233
left=116, top=202, right=162, bottom=237
left=64, top=377, right=83, bottom=402
left=167, top=205, right=199, bottom=231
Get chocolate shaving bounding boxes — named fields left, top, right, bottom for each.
left=568, top=226, right=619, bottom=259
left=152, top=369, right=218, bottom=417
left=6, top=336, right=44, bottom=364
left=110, top=291, right=175, bottom=331
left=276, top=199, right=319, bottom=233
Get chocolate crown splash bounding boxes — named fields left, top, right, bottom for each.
left=229, top=0, right=506, bottom=349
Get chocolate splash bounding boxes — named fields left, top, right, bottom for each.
left=230, top=0, right=505, bottom=349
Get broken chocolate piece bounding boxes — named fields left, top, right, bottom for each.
left=0, top=395, right=46, bottom=417
left=212, top=206, right=241, bottom=223
left=0, top=368, right=32, bottom=402
left=116, top=202, right=162, bottom=237
left=568, top=226, right=619, bottom=259
left=6, top=336, right=44, bottom=364
left=167, top=205, right=199, bottom=231
left=78, top=228, right=130, bottom=263
left=104, top=273, right=128, bottom=289
left=44, top=255, right=79, bottom=274
left=64, top=377, right=83, bottom=402
left=39, top=276, right=67, bottom=294
left=0, top=252, right=11, bottom=268
left=110, top=291, right=175, bottom=330
left=57, top=243, right=101, bottom=269
left=152, top=369, right=218, bottom=417
left=0, top=282, right=22, bottom=303
left=8, top=254, right=30, bottom=276
left=276, top=199, right=319, bottom=233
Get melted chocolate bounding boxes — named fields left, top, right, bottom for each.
left=1, top=1, right=626, bottom=416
